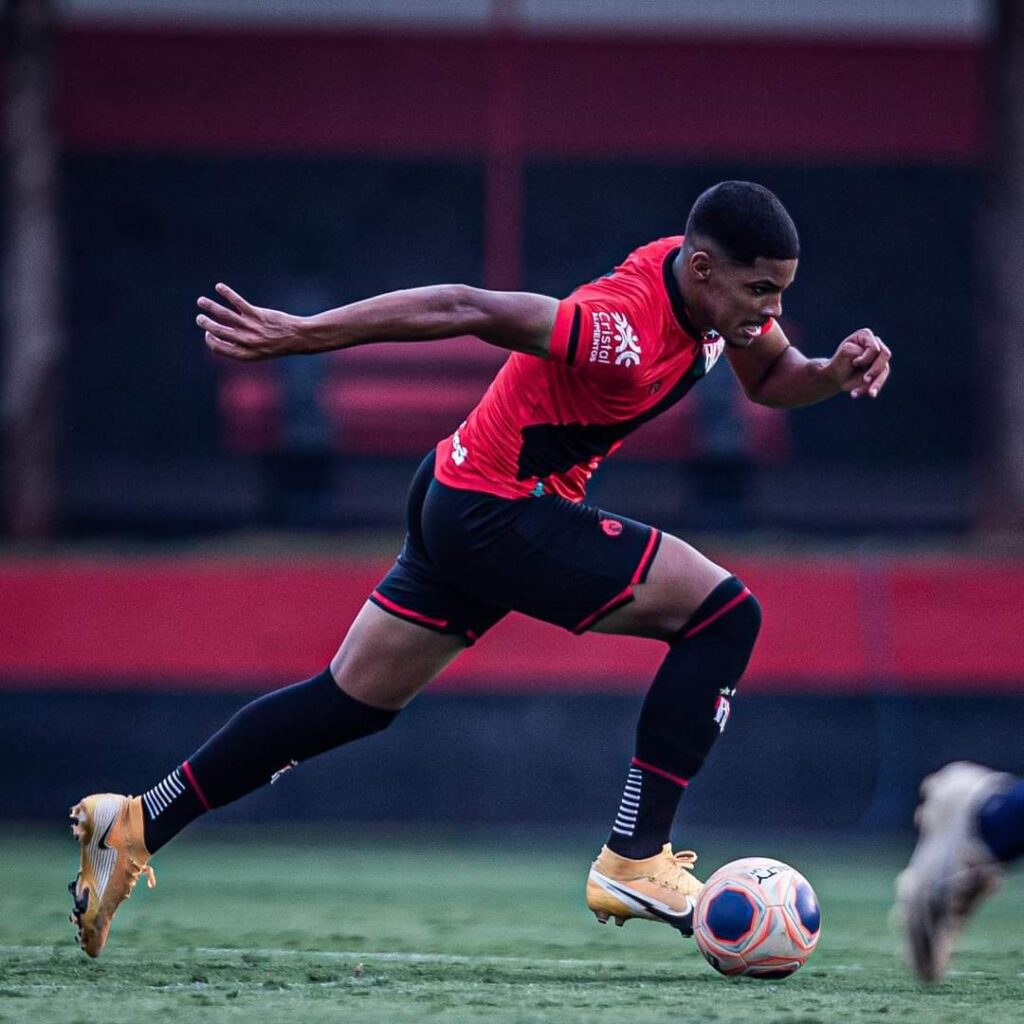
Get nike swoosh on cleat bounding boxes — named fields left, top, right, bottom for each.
left=89, top=811, right=119, bottom=898
left=603, top=880, right=695, bottom=934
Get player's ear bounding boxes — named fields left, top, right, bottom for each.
left=689, top=249, right=714, bottom=283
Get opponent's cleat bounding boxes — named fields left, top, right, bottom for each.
left=894, top=762, right=1011, bottom=983
left=586, top=843, right=703, bottom=935
left=68, top=793, right=155, bottom=957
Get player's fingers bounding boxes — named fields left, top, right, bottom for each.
left=862, top=339, right=891, bottom=375
left=852, top=361, right=890, bottom=399
left=204, top=330, right=254, bottom=360
left=196, top=313, right=247, bottom=340
left=851, top=334, right=882, bottom=366
left=215, top=282, right=257, bottom=315
left=867, top=362, right=890, bottom=398
left=862, top=348, right=891, bottom=384
left=197, top=296, right=248, bottom=329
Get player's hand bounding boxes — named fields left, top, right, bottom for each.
left=196, top=284, right=307, bottom=361
left=823, top=328, right=891, bottom=399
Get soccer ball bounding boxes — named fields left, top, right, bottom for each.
left=693, top=857, right=821, bottom=979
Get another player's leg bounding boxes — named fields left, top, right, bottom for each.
left=69, top=604, right=465, bottom=957
left=585, top=534, right=761, bottom=934
left=895, top=762, right=1024, bottom=982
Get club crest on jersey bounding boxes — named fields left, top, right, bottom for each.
left=590, top=310, right=641, bottom=368
left=702, top=331, right=725, bottom=374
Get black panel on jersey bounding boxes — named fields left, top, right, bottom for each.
left=517, top=358, right=710, bottom=481
left=517, top=422, right=625, bottom=480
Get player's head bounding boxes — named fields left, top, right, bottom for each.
left=685, top=181, right=799, bottom=266
left=680, top=181, right=799, bottom=346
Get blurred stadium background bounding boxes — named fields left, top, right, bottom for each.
left=2, top=0, right=1023, bottom=839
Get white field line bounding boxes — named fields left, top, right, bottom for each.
left=0, top=944, right=681, bottom=971
left=195, top=947, right=675, bottom=969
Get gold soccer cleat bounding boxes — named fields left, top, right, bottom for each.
left=586, top=843, right=703, bottom=935
left=68, top=793, right=155, bottom=957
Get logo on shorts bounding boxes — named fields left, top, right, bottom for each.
left=589, top=311, right=642, bottom=368
left=600, top=518, right=623, bottom=537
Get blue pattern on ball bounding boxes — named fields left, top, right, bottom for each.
left=794, top=882, right=821, bottom=934
left=706, top=888, right=755, bottom=941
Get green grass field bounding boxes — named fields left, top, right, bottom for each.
left=1, top=826, right=1022, bottom=1023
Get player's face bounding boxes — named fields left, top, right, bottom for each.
left=693, top=252, right=798, bottom=347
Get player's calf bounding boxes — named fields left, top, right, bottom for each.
left=588, top=576, right=760, bottom=933
left=68, top=667, right=399, bottom=956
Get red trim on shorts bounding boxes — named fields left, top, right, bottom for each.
left=631, top=528, right=662, bottom=585
left=631, top=756, right=690, bottom=788
left=683, top=586, right=752, bottom=640
left=572, top=527, right=661, bottom=634
left=370, top=590, right=449, bottom=630
left=181, top=759, right=212, bottom=811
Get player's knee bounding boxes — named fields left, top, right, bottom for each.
left=675, top=574, right=761, bottom=654
left=733, top=581, right=762, bottom=651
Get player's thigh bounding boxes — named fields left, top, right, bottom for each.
left=589, top=532, right=729, bottom=640
left=330, top=601, right=466, bottom=710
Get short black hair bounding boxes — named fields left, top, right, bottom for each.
left=685, top=181, right=799, bottom=265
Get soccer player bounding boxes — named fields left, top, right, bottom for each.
left=69, top=181, right=891, bottom=957
left=896, top=762, right=1024, bottom=982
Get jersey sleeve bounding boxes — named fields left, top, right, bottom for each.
left=547, top=291, right=655, bottom=374
left=547, top=299, right=582, bottom=365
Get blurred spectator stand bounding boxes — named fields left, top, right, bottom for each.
left=218, top=336, right=790, bottom=528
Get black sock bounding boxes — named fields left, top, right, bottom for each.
left=140, top=767, right=205, bottom=853
left=141, top=668, right=397, bottom=853
left=608, top=761, right=686, bottom=859
left=607, top=576, right=761, bottom=858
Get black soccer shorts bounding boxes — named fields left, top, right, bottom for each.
left=370, top=453, right=661, bottom=644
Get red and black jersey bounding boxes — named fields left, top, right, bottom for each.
left=434, top=236, right=770, bottom=502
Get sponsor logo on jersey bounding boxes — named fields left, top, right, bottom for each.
left=451, top=427, right=468, bottom=466
left=600, top=518, right=623, bottom=537
left=702, top=332, right=725, bottom=374
left=590, top=310, right=642, bottom=368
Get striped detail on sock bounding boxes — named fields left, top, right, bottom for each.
left=141, top=768, right=186, bottom=819
left=611, top=767, right=643, bottom=837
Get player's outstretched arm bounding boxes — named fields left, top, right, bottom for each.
left=727, top=324, right=891, bottom=408
left=197, top=283, right=559, bottom=361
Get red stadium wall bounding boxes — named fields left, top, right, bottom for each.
left=62, top=27, right=982, bottom=160
left=2, top=556, right=1021, bottom=692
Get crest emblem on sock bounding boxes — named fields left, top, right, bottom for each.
left=713, top=694, right=731, bottom=732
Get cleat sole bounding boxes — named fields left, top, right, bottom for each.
left=594, top=910, right=609, bottom=924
